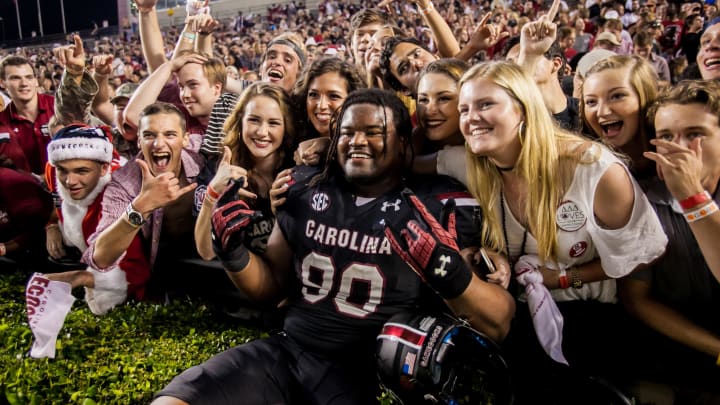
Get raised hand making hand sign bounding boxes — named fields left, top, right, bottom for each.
left=131, top=159, right=197, bottom=217
left=517, top=0, right=561, bottom=69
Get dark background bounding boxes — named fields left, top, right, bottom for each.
left=0, top=0, right=119, bottom=45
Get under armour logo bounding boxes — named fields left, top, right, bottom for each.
left=434, top=255, right=451, bottom=277
left=381, top=199, right=402, bottom=212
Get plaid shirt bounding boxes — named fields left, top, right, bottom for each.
left=83, top=148, right=202, bottom=272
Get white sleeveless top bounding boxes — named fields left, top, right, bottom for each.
left=502, top=144, right=667, bottom=303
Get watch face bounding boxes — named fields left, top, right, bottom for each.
left=128, top=212, right=144, bottom=226
left=126, top=205, right=145, bottom=226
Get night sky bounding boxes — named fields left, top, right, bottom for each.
left=1, top=0, right=119, bottom=44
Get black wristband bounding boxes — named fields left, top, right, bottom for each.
left=215, top=244, right=250, bottom=273
left=424, top=247, right=473, bottom=299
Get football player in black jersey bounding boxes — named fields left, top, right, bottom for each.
left=152, top=89, right=515, bottom=405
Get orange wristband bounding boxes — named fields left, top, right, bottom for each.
left=206, top=185, right=221, bottom=200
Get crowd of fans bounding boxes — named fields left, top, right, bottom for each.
left=2, top=0, right=720, bottom=403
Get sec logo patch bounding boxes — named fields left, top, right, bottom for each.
left=310, top=192, right=330, bottom=212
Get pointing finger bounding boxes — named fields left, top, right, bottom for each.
left=478, top=12, right=492, bottom=26
left=73, top=34, right=84, bottom=55
left=546, top=0, right=561, bottom=22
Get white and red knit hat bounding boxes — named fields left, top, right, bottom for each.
left=47, top=125, right=114, bottom=166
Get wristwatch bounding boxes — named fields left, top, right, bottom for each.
left=125, top=203, right=146, bottom=228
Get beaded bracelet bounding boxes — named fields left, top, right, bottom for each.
left=684, top=201, right=718, bottom=223
left=680, top=190, right=711, bottom=210
left=569, top=268, right=583, bottom=289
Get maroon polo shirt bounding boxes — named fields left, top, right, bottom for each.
left=0, top=93, right=55, bottom=174
left=0, top=122, right=31, bottom=173
left=0, top=167, right=53, bottom=253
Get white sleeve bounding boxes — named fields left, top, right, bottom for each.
left=591, top=177, right=667, bottom=278
left=436, top=145, right=468, bottom=187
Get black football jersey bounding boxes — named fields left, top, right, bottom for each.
left=276, top=166, right=482, bottom=356
left=193, top=155, right=274, bottom=254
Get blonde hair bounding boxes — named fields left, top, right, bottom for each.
left=580, top=55, right=658, bottom=145
left=460, top=61, right=591, bottom=263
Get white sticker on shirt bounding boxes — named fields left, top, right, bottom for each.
left=556, top=200, right=586, bottom=232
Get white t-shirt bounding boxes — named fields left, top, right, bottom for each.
left=437, top=144, right=667, bottom=301
left=502, top=144, right=667, bottom=303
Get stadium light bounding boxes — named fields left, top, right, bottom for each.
left=14, top=0, right=22, bottom=39
left=61, top=0, right=67, bottom=33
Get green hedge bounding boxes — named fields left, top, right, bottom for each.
left=0, top=271, right=264, bottom=405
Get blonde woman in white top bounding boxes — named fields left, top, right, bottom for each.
left=457, top=60, right=667, bottom=401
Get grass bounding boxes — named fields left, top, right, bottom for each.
left=0, top=269, right=265, bottom=405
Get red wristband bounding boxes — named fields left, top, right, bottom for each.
left=206, top=185, right=221, bottom=200
left=558, top=269, right=569, bottom=289
left=680, top=191, right=711, bottom=210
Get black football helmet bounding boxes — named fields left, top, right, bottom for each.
left=377, top=312, right=513, bottom=405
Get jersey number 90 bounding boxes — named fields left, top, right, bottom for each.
left=301, top=252, right=386, bottom=318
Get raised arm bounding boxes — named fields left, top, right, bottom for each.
left=209, top=181, right=293, bottom=304
left=454, top=13, right=510, bottom=61
left=378, top=0, right=460, bottom=57
left=517, top=0, right=560, bottom=75
left=195, top=147, right=251, bottom=260
left=384, top=193, right=515, bottom=342
left=135, top=0, right=167, bottom=72
left=171, top=1, right=216, bottom=58
left=123, top=53, right=207, bottom=129
left=192, top=12, right=219, bottom=56
left=91, top=159, right=196, bottom=269
left=414, top=0, right=460, bottom=57
left=91, top=54, right=115, bottom=126
left=52, top=35, right=100, bottom=125
left=646, top=138, right=720, bottom=283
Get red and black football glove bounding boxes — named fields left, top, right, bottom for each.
left=384, top=191, right=472, bottom=299
left=211, top=178, right=262, bottom=272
